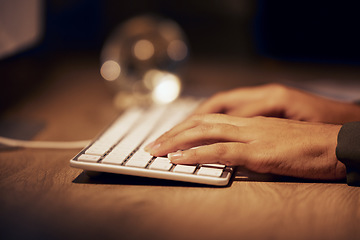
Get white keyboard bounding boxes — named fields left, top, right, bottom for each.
left=70, top=99, right=234, bottom=186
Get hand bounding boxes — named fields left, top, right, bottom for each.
left=145, top=114, right=345, bottom=180
left=193, top=83, right=360, bottom=124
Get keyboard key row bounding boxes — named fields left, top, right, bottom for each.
left=77, top=153, right=224, bottom=178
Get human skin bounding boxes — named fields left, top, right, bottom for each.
left=145, top=84, right=360, bottom=180
left=192, top=83, right=360, bottom=124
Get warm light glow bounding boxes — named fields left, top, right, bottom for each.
left=151, top=72, right=181, bottom=104
left=167, top=40, right=188, bottom=61
left=100, top=60, right=121, bottom=81
left=143, top=69, right=162, bottom=90
left=133, top=39, right=155, bottom=60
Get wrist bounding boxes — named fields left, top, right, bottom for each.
left=336, top=122, right=360, bottom=186
left=338, top=103, right=360, bottom=124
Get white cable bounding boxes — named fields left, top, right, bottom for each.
left=0, top=136, right=91, bottom=149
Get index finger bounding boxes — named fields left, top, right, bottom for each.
left=147, top=114, right=250, bottom=150
left=167, top=142, right=249, bottom=166
left=192, top=92, right=230, bottom=115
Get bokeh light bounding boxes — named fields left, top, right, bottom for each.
left=133, top=39, right=155, bottom=61
left=100, top=60, right=121, bottom=81
left=167, top=40, right=188, bottom=61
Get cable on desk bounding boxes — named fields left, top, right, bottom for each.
left=0, top=136, right=91, bottom=149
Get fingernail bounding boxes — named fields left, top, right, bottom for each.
left=168, top=151, right=183, bottom=162
left=144, top=141, right=161, bottom=153
left=144, top=141, right=155, bottom=151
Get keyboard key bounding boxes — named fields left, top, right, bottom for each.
left=125, top=159, right=149, bottom=168
left=130, top=149, right=153, bottom=162
left=197, top=167, right=223, bottom=177
left=149, top=157, right=173, bottom=171
left=101, top=153, right=124, bottom=165
left=173, top=165, right=197, bottom=174
left=97, top=108, right=143, bottom=146
left=201, top=164, right=226, bottom=168
left=108, top=105, right=167, bottom=163
left=142, top=110, right=187, bottom=146
left=85, top=146, right=109, bottom=156
left=77, top=154, right=101, bottom=163
left=153, top=157, right=171, bottom=163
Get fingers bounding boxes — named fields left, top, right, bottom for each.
left=192, top=84, right=289, bottom=118
left=146, top=123, right=243, bottom=157
left=147, top=124, right=255, bottom=158
left=227, top=101, right=285, bottom=118
left=226, top=101, right=267, bottom=117
left=192, top=93, right=229, bottom=115
left=167, top=142, right=249, bottom=166
left=192, top=89, right=248, bottom=115
left=157, top=114, right=249, bottom=143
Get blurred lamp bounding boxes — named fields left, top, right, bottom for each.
left=100, top=15, right=188, bottom=108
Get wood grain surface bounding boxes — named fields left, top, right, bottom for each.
left=1, top=55, right=359, bottom=240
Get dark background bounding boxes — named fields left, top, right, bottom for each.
left=39, top=0, right=360, bottom=62
left=1, top=0, right=360, bottom=113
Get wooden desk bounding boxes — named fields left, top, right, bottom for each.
left=1, top=56, right=359, bottom=240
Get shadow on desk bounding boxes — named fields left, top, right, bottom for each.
left=72, top=167, right=346, bottom=188
left=235, top=167, right=346, bottom=184
left=72, top=171, right=232, bottom=188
